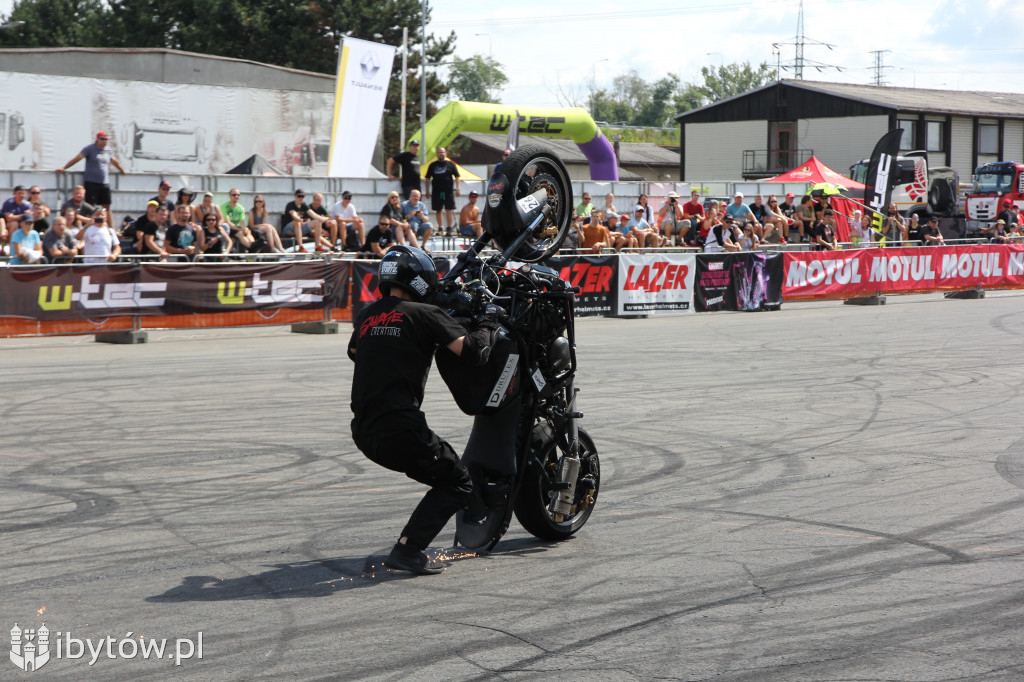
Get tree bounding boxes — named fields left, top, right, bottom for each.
left=447, top=55, right=507, bottom=103
left=674, top=62, right=776, bottom=113
left=0, top=0, right=456, bottom=158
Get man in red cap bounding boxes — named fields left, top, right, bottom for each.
left=57, top=131, right=125, bottom=218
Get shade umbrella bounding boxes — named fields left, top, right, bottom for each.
left=764, top=155, right=865, bottom=190
left=810, top=182, right=846, bottom=196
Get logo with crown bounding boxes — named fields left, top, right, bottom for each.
left=10, top=624, right=50, bottom=672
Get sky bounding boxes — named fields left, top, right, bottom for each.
left=1, top=0, right=1022, bottom=113
left=428, top=0, right=1024, bottom=111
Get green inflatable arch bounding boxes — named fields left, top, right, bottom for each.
left=410, top=101, right=618, bottom=181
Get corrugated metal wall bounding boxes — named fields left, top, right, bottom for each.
left=796, top=115, right=889, bottom=174
left=685, top=120, right=764, bottom=180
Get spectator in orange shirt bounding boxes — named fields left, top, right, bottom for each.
left=580, top=210, right=612, bottom=254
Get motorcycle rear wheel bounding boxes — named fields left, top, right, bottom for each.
left=514, top=426, right=599, bottom=540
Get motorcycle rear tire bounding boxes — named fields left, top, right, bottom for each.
left=514, top=427, right=599, bottom=541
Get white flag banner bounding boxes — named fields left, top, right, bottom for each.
left=328, top=37, right=396, bottom=177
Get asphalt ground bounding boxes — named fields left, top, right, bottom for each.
left=2, top=292, right=1023, bottom=681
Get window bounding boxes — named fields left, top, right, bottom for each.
left=978, top=123, right=999, bottom=155
left=926, top=120, right=944, bottom=152
left=898, top=119, right=916, bottom=150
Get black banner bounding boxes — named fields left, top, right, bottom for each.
left=0, top=262, right=351, bottom=321
left=693, top=252, right=783, bottom=312
left=863, top=128, right=904, bottom=231
left=547, top=255, right=619, bottom=317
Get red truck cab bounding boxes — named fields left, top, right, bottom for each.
left=966, top=162, right=1024, bottom=221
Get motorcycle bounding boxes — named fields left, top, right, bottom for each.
left=433, top=145, right=600, bottom=551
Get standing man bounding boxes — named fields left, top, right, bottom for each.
left=425, top=147, right=460, bottom=236
left=56, top=131, right=125, bottom=216
left=387, top=139, right=422, bottom=199
left=348, top=246, right=493, bottom=574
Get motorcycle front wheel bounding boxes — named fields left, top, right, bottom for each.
left=485, top=145, right=573, bottom=262
left=514, top=426, right=600, bottom=540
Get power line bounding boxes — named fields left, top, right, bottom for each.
left=870, top=49, right=891, bottom=86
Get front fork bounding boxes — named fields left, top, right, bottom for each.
left=547, top=378, right=582, bottom=521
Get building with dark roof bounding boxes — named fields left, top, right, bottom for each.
left=674, top=79, right=1024, bottom=182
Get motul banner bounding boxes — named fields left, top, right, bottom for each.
left=0, top=262, right=350, bottom=322
left=783, top=245, right=1024, bottom=298
left=694, top=252, right=784, bottom=312
left=549, top=255, right=618, bottom=317
left=616, top=253, right=695, bottom=314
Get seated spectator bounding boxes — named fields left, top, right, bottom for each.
left=126, top=201, right=161, bottom=254
left=281, top=189, right=313, bottom=251
left=989, top=219, right=1009, bottom=244
left=905, top=214, right=922, bottom=243
left=625, top=205, right=659, bottom=248
left=308, top=192, right=339, bottom=252
left=606, top=213, right=637, bottom=251
left=331, top=191, right=365, bottom=250
left=1007, top=222, right=1024, bottom=244
left=60, top=206, right=83, bottom=240
left=196, top=192, right=225, bottom=230
left=3, top=185, right=32, bottom=230
left=166, top=204, right=200, bottom=260
left=140, top=206, right=172, bottom=260
left=580, top=211, right=611, bottom=254
left=603, top=192, right=618, bottom=217
left=680, top=190, right=705, bottom=246
left=381, top=190, right=418, bottom=248
left=28, top=186, right=50, bottom=217
left=921, top=216, right=945, bottom=246
left=221, top=188, right=257, bottom=252
left=401, top=189, right=433, bottom=245
left=458, top=191, right=483, bottom=238
left=794, top=195, right=814, bottom=242
left=658, top=191, right=685, bottom=245
left=739, top=222, right=763, bottom=250
left=198, top=212, right=232, bottom=256
left=762, top=195, right=789, bottom=243
left=10, top=214, right=43, bottom=264
left=748, top=194, right=769, bottom=228
left=31, top=201, right=50, bottom=235
left=635, top=194, right=653, bottom=224
left=725, top=193, right=762, bottom=238
left=575, top=192, right=593, bottom=219
left=150, top=180, right=175, bottom=223
left=176, top=186, right=197, bottom=218
left=812, top=210, right=839, bottom=251
left=362, top=215, right=397, bottom=258
left=778, top=192, right=797, bottom=230
left=704, top=215, right=741, bottom=253
left=82, top=208, right=121, bottom=263
left=43, top=215, right=81, bottom=263
left=247, top=194, right=286, bottom=253
left=696, top=207, right=718, bottom=248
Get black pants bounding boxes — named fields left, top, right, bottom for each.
left=354, top=427, right=472, bottom=550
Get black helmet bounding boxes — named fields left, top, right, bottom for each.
left=377, top=246, right=439, bottom=301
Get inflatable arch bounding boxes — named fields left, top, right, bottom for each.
left=410, top=101, right=618, bottom=181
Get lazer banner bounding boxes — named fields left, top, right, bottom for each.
left=783, top=245, right=1024, bottom=298
left=548, top=255, right=618, bottom=317
left=328, top=37, right=397, bottom=177
left=693, top=252, right=784, bottom=312
left=616, top=253, right=695, bottom=314
left=1, top=262, right=351, bottom=322
left=863, top=128, right=904, bottom=233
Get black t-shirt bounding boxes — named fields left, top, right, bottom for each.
left=812, top=221, right=834, bottom=250
left=392, top=151, right=421, bottom=186
left=310, top=204, right=328, bottom=219
left=362, top=225, right=395, bottom=253
left=282, top=201, right=310, bottom=227
left=166, top=223, right=197, bottom=249
left=137, top=218, right=164, bottom=254
left=778, top=201, right=795, bottom=218
left=426, top=159, right=459, bottom=193
left=380, top=202, right=402, bottom=222
left=149, top=196, right=176, bottom=224
left=202, top=225, right=228, bottom=253
left=749, top=202, right=767, bottom=222
left=348, top=296, right=465, bottom=435
left=919, top=225, right=939, bottom=245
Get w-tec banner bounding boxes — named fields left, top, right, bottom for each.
left=329, top=37, right=397, bottom=177
left=783, top=245, right=1024, bottom=299
left=616, top=253, right=695, bottom=314
left=0, top=262, right=350, bottom=322
left=694, top=252, right=784, bottom=312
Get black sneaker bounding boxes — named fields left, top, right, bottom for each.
left=384, top=542, right=443, bottom=575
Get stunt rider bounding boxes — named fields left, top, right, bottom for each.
left=348, top=246, right=493, bottom=575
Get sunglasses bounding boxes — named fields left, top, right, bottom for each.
left=254, top=200, right=264, bottom=203
left=205, top=217, right=217, bottom=222
left=230, top=193, right=240, bottom=197
left=30, top=190, right=40, bottom=194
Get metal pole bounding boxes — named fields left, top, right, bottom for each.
left=400, top=27, right=408, bottom=149
left=420, top=0, right=427, bottom=166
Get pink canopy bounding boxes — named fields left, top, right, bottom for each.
left=765, top=155, right=865, bottom=190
